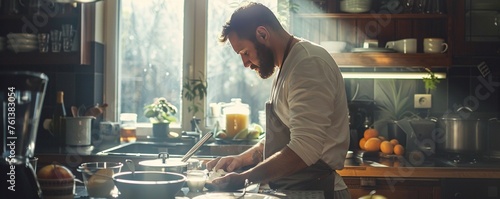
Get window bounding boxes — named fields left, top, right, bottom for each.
left=108, top=0, right=283, bottom=132
left=118, top=0, right=184, bottom=124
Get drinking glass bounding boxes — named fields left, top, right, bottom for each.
left=61, top=24, right=75, bottom=52
left=120, top=113, right=137, bottom=143
left=186, top=170, right=207, bottom=192
left=37, top=33, right=50, bottom=53
left=50, top=30, right=62, bottom=52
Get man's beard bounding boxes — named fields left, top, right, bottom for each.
left=252, top=41, right=275, bottom=79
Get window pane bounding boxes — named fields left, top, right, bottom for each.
left=118, top=0, right=184, bottom=123
left=206, top=0, right=278, bottom=124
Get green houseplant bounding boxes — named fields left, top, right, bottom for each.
left=422, top=67, right=440, bottom=94
left=182, top=77, right=208, bottom=117
left=143, top=97, right=178, bottom=139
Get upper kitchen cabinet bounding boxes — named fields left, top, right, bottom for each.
left=0, top=1, right=96, bottom=66
left=451, top=0, right=500, bottom=64
left=291, top=0, right=453, bottom=68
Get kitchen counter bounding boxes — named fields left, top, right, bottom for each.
left=339, top=156, right=500, bottom=179
left=35, top=143, right=500, bottom=179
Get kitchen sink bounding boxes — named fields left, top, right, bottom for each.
left=96, top=141, right=253, bottom=158
left=97, top=141, right=196, bottom=157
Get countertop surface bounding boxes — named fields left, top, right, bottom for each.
left=35, top=142, right=500, bottom=179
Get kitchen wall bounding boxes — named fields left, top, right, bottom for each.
left=344, top=63, right=500, bottom=138
left=2, top=42, right=105, bottom=147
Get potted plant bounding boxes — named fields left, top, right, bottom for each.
left=143, top=97, right=178, bottom=139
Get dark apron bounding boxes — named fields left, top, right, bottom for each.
left=265, top=102, right=334, bottom=198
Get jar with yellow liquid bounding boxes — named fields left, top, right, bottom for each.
left=223, top=98, right=250, bottom=139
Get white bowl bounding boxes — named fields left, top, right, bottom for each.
left=7, top=44, right=37, bottom=52
left=7, top=33, right=37, bottom=40
left=340, top=0, right=372, bottom=13
left=8, top=38, right=38, bottom=45
left=320, top=41, right=347, bottom=53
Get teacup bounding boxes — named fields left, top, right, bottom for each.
left=423, top=38, right=448, bottom=53
left=385, top=38, right=417, bottom=53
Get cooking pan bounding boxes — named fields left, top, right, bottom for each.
left=437, top=106, right=487, bottom=154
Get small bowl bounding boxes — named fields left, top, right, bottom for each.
left=340, top=0, right=372, bottom=13
left=320, top=41, right=347, bottom=53
left=77, top=162, right=123, bottom=198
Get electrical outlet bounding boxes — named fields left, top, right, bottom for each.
left=414, top=94, right=432, bottom=108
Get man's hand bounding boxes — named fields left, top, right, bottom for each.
left=206, top=155, right=244, bottom=172
left=206, top=172, right=247, bottom=191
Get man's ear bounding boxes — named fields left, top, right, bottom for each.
left=256, top=26, right=268, bottom=43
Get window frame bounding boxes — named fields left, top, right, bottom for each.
left=103, top=0, right=209, bottom=133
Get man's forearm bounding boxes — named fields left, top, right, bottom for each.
left=241, top=146, right=308, bottom=184
left=238, top=140, right=265, bottom=167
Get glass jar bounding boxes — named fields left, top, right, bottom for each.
left=223, top=98, right=250, bottom=139
left=119, top=113, right=137, bottom=143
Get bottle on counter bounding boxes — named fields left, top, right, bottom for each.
left=53, top=91, right=67, bottom=146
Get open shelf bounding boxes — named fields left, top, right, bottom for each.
left=332, top=53, right=451, bottom=68
left=0, top=51, right=83, bottom=66
left=298, top=13, right=448, bottom=19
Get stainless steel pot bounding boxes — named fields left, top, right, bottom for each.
left=437, top=107, right=487, bottom=154
left=487, top=118, right=500, bottom=159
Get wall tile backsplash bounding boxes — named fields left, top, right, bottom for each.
left=344, top=65, right=499, bottom=136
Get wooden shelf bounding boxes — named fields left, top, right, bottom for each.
left=298, top=13, right=448, bottom=19
left=0, top=51, right=83, bottom=66
left=331, top=53, right=451, bottom=68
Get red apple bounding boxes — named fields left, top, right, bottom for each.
left=37, top=164, right=74, bottom=179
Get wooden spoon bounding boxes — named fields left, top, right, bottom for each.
left=71, top=106, right=79, bottom=117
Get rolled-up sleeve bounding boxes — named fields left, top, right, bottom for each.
left=285, top=57, right=338, bottom=166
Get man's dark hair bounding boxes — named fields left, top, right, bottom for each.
left=219, top=2, right=284, bottom=43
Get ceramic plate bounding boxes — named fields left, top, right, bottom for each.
left=7, top=33, right=37, bottom=40
left=7, top=39, right=38, bottom=45
left=7, top=44, right=37, bottom=52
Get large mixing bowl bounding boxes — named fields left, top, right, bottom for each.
left=113, top=171, right=186, bottom=199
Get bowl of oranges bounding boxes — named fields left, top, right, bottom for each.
left=359, top=128, right=405, bottom=157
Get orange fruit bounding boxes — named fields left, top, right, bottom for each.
left=389, top=139, right=399, bottom=146
left=363, top=128, right=379, bottom=139
left=359, top=138, right=367, bottom=150
left=380, top=141, right=394, bottom=154
left=394, top=144, right=405, bottom=155
left=364, top=137, right=381, bottom=152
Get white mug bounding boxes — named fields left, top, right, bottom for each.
left=423, top=38, right=448, bottom=53
left=385, top=38, right=417, bottom=53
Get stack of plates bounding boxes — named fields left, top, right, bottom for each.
left=6, top=33, right=38, bottom=52
left=340, top=0, right=372, bottom=13
left=0, top=37, right=5, bottom=52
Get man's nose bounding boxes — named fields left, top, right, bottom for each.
left=241, top=56, right=250, bottom=67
